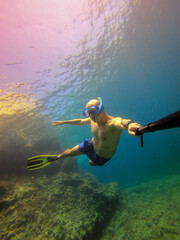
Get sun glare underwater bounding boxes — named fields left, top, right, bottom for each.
left=0, top=0, right=180, bottom=239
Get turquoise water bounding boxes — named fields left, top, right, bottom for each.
left=47, top=0, right=180, bottom=188
left=0, top=0, right=180, bottom=188
left=0, top=0, right=180, bottom=239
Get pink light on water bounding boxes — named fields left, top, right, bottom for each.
left=0, top=0, right=91, bottom=83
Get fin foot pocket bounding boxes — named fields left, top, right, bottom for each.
left=48, top=156, right=59, bottom=162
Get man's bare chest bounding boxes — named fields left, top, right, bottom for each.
left=91, top=123, right=117, bottom=138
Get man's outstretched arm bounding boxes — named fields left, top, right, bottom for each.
left=115, top=117, right=142, bottom=136
left=52, top=118, right=91, bottom=126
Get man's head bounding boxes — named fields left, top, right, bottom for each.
left=83, top=97, right=103, bottom=122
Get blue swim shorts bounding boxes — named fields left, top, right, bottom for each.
left=78, top=138, right=110, bottom=166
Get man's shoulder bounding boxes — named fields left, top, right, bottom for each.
left=113, top=117, right=122, bottom=123
left=111, top=117, right=123, bottom=128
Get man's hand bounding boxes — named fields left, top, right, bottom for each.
left=128, top=123, right=142, bottom=136
left=52, top=121, right=64, bottom=126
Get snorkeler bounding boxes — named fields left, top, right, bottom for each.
left=27, top=97, right=141, bottom=169
left=51, top=97, right=141, bottom=166
left=27, top=100, right=180, bottom=170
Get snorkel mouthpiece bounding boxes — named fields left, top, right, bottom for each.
left=83, top=97, right=103, bottom=117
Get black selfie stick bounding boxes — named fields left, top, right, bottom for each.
left=136, top=110, right=180, bottom=147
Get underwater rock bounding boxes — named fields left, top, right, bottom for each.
left=0, top=113, right=72, bottom=177
left=100, top=175, right=180, bottom=240
left=0, top=185, right=8, bottom=198
left=0, top=200, right=10, bottom=211
left=61, top=178, right=83, bottom=187
left=0, top=172, right=121, bottom=240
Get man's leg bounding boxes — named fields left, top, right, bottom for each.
left=57, top=145, right=84, bottom=159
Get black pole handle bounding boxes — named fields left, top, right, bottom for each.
left=136, top=110, right=180, bottom=135
left=135, top=110, right=180, bottom=147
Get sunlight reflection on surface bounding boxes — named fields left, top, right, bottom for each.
left=0, top=0, right=133, bottom=119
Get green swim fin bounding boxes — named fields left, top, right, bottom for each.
left=27, top=155, right=58, bottom=170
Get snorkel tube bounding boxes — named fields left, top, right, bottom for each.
left=97, top=97, right=103, bottom=115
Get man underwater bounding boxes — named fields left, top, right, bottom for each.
left=51, top=97, right=141, bottom=166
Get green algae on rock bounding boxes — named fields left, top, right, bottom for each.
left=0, top=172, right=120, bottom=240
left=100, top=175, right=180, bottom=240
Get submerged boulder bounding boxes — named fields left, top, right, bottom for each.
left=0, top=172, right=121, bottom=240
left=0, top=185, right=8, bottom=198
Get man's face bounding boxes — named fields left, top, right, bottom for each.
left=90, top=113, right=98, bottom=122
left=83, top=99, right=101, bottom=121
left=85, top=103, right=99, bottom=122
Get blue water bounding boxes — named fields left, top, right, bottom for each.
left=54, top=0, right=180, bottom=188
left=0, top=0, right=180, bottom=189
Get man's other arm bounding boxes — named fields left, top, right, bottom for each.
left=52, top=118, right=91, bottom=126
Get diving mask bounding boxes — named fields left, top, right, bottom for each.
left=83, top=97, right=103, bottom=118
